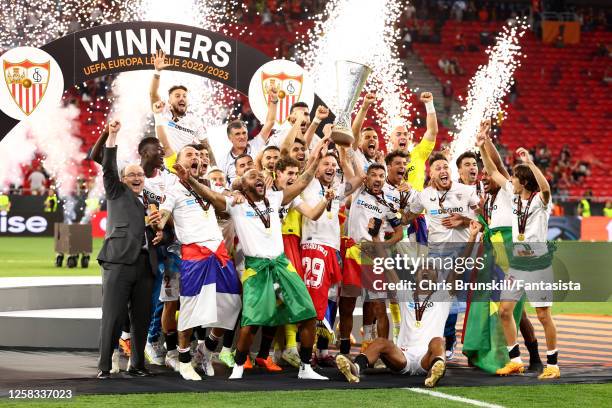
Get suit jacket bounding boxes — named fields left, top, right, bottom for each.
left=97, top=146, right=158, bottom=274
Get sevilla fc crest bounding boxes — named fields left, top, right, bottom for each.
left=3, top=59, right=50, bottom=115
left=262, top=71, right=303, bottom=125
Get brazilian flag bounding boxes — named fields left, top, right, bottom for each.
left=462, top=216, right=524, bottom=374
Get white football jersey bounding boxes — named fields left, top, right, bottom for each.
left=348, top=187, right=401, bottom=242
left=410, top=182, right=479, bottom=243
left=160, top=182, right=223, bottom=251
left=225, top=190, right=284, bottom=259
left=301, top=178, right=347, bottom=250
left=397, top=291, right=451, bottom=353
left=159, top=108, right=203, bottom=152
left=502, top=180, right=551, bottom=244
left=144, top=167, right=178, bottom=205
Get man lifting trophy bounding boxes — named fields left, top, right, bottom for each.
left=330, top=60, right=372, bottom=146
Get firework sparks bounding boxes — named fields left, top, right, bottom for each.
left=449, top=18, right=528, bottom=173
left=295, top=0, right=412, bottom=145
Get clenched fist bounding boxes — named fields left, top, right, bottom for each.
left=152, top=100, right=165, bottom=114
left=316, top=105, right=329, bottom=120
left=420, top=92, right=433, bottom=103
left=363, top=92, right=376, bottom=107
left=108, top=120, right=121, bottom=135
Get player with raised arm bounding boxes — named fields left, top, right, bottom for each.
left=350, top=93, right=384, bottom=173
left=150, top=146, right=243, bottom=381
left=149, top=50, right=204, bottom=152
left=463, top=121, right=543, bottom=373
left=225, top=137, right=332, bottom=380
left=301, top=130, right=365, bottom=365
left=477, top=131, right=560, bottom=380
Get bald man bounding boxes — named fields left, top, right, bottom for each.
left=96, top=121, right=165, bottom=379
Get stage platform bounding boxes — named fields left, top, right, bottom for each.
left=0, top=349, right=610, bottom=396
left=0, top=277, right=102, bottom=348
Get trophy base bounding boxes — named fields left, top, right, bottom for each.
left=330, top=127, right=354, bottom=147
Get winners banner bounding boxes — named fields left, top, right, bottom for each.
left=0, top=21, right=273, bottom=142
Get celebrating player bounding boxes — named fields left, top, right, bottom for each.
left=151, top=146, right=242, bottom=381
left=477, top=131, right=560, bottom=380
left=225, top=136, right=332, bottom=380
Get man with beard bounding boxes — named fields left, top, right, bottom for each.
left=351, top=93, right=384, bottom=173
left=225, top=137, right=331, bottom=380
left=404, top=153, right=479, bottom=244
left=269, top=157, right=335, bottom=367
left=150, top=50, right=204, bottom=152
left=272, top=103, right=328, bottom=153
left=340, top=164, right=404, bottom=360
left=477, top=132, right=559, bottom=380
left=301, top=144, right=365, bottom=364
left=463, top=121, right=542, bottom=373
left=151, top=146, right=242, bottom=381
left=152, top=100, right=217, bottom=167
left=279, top=110, right=312, bottom=172
left=336, top=223, right=480, bottom=388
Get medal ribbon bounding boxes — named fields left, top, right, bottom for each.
left=365, top=187, right=392, bottom=210
left=245, top=195, right=271, bottom=229
left=414, top=291, right=435, bottom=326
left=179, top=180, right=211, bottom=212
left=438, top=189, right=450, bottom=211
left=386, top=178, right=411, bottom=212
left=319, top=180, right=333, bottom=212
left=484, top=191, right=498, bottom=224
left=517, top=191, right=537, bottom=238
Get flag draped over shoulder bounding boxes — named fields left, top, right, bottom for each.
left=462, top=216, right=525, bottom=374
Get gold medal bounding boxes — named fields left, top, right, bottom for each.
left=415, top=321, right=422, bottom=328
left=144, top=215, right=149, bottom=225
left=265, top=227, right=271, bottom=235
left=396, top=212, right=402, bottom=219
left=518, top=233, right=525, bottom=241
left=327, top=211, right=333, bottom=220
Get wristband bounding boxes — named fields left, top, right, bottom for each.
left=425, top=100, right=435, bottom=114
left=312, top=118, right=321, bottom=126
left=154, top=113, right=164, bottom=126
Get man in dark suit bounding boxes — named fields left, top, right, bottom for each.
left=97, top=120, right=163, bottom=379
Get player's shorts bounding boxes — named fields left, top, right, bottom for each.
left=300, top=242, right=342, bottom=320
left=397, top=346, right=428, bottom=376
left=363, top=288, right=388, bottom=302
left=159, top=251, right=181, bottom=302
left=283, top=234, right=304, bottom=278
left=500, top=266, right=553, bottom=308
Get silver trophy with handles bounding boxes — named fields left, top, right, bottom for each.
left=330, top=60, right=372, bottom=146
